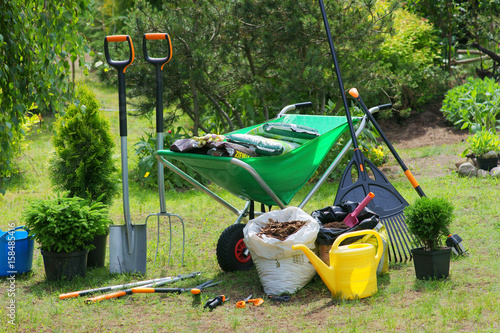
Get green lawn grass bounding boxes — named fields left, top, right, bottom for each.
left=1, top=78, right=500, bottom=332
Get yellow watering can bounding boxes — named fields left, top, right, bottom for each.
left=293, top=229, right=383, bottom=299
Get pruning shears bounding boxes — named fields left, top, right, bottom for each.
left=131, top=280, right=220, bottom=295
left=236, top=294, right=264, bottom=308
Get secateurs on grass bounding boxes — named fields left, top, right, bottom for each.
left=236, top=294, right=264, bottom=308
left=204, top=295, right=228, bottom=310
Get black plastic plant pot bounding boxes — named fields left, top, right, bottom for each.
left=41, top=249, right=88, bottom=281
left=411, top=247, right=451, bottom=280
left=87, top=233, right=108, bottom=268
left=476, top=157, right=498, bottom=171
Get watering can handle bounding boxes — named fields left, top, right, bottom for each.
left=331, top=230, right=383, bottom=262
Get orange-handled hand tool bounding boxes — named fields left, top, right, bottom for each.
left=236, top=294, right=264, bottom=308
left=59, top=276, right=174, bottom=299
left=84, top=272, right=201, bottom=304
left=130, top=280, right=220, bottom=295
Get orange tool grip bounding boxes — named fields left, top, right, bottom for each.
left=59, top=292, right=79, bottom=300
left=191, top=288, right=201, bottom=295
left=131, top=288, right=155, bottom=293
left=248, top=298, right=264, bottom=306
left=106, top=35, right=128, bottom=42
left=404, top=170, right=420, bottom=188
left=236, top=301, right=246, bottom=308
left=85, top=291, right=126, bottom=304
left=348, top=88, right=359, bottom=98
left=368, top=192, right=375, bottom=199
left=145, top=33, right=167, bottom=40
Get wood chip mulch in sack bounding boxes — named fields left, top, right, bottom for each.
left=257, top=219, right=307, bottom=241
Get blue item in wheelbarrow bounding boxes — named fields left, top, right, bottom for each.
left=0, top=226, right=35, bottom=276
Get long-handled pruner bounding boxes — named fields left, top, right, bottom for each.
left=131, top=280, right=221, bottom=295
left=236, top=294, right=264, bottom=308
left=84, top=272, right=201, bottom=304
left=142, top=32, right=186, bottom=267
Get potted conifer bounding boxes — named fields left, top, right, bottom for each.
left=404, top=196, right=454, bottom=280
left=49, top=83, right=118, bottom=267
left=23, top=193, right=112, bottom=280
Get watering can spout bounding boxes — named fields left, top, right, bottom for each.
left=292, top=244, right=333, bottom=284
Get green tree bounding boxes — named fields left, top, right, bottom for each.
left=124, top=0, right=398, bottom=135
left=406, top=0, right=500, bottom=78
left=49, top=83, right=118, bottom=205
left=0, top=0, right=93, bottom=194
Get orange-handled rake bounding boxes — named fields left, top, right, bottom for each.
left=318, top=0, right=419, bottom=263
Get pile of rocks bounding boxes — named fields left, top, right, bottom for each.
left=458, top=155, right=500, bottom=178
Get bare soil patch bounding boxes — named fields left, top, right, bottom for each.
left=376, top=101, right=469, bottom=178
left=377, top=101, right=468, bottom=149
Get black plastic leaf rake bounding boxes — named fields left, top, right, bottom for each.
left=317, top=0, right=424, bottom=263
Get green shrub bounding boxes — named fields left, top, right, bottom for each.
left=49, top=83, right=118, bottom=205
left=379, top=8, right=445, bottom=115
left=461, top=129, right=500, bottom=158
left=441, top=77, right=500, bottom=133
left=404, top=196, right=454, bottom=251
left=23, top=193, right=112, bottom=253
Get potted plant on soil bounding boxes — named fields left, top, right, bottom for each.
left=49, top=83, right=118, bottom=267
left=23, top=193, right=112, bottom=280
left=404, top=196, right=454, bottom=280
left=461, top=129, right=500, bottom=171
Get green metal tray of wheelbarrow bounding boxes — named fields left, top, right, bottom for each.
left=157, top=114, right=353, bottom=207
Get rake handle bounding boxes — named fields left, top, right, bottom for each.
left=318, top=0, right=358, bottom=148
left=348, top=88, right=426, bottom=198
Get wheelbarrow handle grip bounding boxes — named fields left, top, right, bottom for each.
left=143, top=33, right=172, bottom=70
left=104, top=35, right=135, bottom=73
left=294, top=102, right=313, bottom=110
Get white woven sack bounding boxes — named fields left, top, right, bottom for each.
left=243, top=206, right=319, bottom=295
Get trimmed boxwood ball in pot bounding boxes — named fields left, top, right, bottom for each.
left=404, top=196, right=454, bottom=280
left=404, top=196, right=453, bottom=252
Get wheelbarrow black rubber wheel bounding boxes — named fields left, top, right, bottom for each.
left=216, top=224, right=253, bottom=272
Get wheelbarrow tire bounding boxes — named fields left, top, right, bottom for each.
left=216, top=224, right=253, bottom=272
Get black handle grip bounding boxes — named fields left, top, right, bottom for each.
left=295, top=102, right=313, bottom=109
left=104, top=35, right=135, bottom=73
left=143, top=33, right=172, bottom=68
left=143, top=33, right=173, bottom=133
left=104, top=35, right=135, bottom=137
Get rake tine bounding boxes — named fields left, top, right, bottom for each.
left=382, top=215, right=408, bottom=263
left=395, top=213, right=418, bottom=262
left=392, top=215, right=411, bottom=262
left=380, top=216, right=400, bottom=263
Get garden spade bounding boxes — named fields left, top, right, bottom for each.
left=104, top=35, right=147, bottom=274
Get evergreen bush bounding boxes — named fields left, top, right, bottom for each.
left=49, top=83, right=118, bottom=205
left=404, top=197, right=454, bottom=251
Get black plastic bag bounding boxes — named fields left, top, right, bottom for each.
left=312, top=201, right=380, bottom=246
